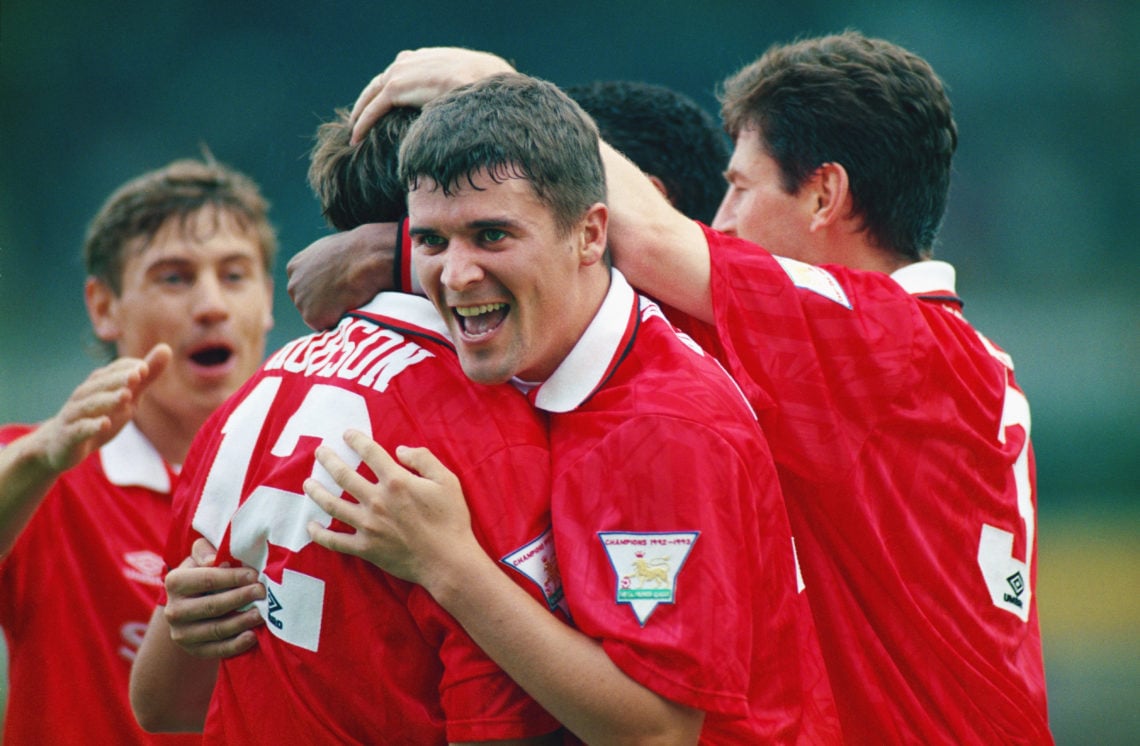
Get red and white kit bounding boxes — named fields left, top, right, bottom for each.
left=530, top=269, right=839, bottom=744
left=0, top=423, right=198, bottom=745
left=693, top=224, right=1051, bottom=744
left=165, top=292, right=560, bottom=744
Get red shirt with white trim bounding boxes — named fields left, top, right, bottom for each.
left=694, top=224, right=1051, bottom=745
left=0, top=423, right=198, bottom=745
left=165, top=292, right=560, bottom=744
left=530, top=269, right=840, bottom=744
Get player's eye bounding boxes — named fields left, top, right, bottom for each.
left=222, top=265, right=252, bottom=284
left=479, top=229, right=507, bottom=244
left=416, top=234, right=446, bottom=253
left=157, top=271, right=192, bottom=287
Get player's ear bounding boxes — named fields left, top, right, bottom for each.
left=85, top=276, right=121, bottom=342
left=646, top=175, right=671, bottom=203
left=578, top=202, right=608, bottom=267
left=807, top=162, right=853, bottom=233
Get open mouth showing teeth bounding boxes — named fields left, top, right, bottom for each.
left=454, top=303, right=509, bottom=337
left=190, top=346, right=233, bottom=366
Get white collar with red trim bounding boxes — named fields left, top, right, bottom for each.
left=890, top=260, right=957, bottom=297
left=353, top=291, right=451, bottom=340
left=99, top=421, right=172, bottom=493
left=530, top=268, right=635, bottom=414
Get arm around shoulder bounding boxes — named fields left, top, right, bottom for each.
left=600, top=142, right=714, bottom=322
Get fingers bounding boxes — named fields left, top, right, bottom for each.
left=306, top=516, right=362, bottom=559
left=351, top=88, right=395, bottom=145
left=348, top=47, right=515, bottom=144
left=165, top=608, right=263, bottom=660
left=349, top=69, right=389, bottom=129
left=343, top=428, right=401, bottom=478
left=164, top=588, right=264, bottom=637
left=311, top=437, right=382, bottom=505
left=303, top=474, right=359, bottom=530
left=394, top=444, right=455, bottom=487
left=166, top=563, right=260, bottom=599
left=164, top=562, right=266, bottom=659
left=140, top=343, right=173, bottom=385
left=190, top=537, right=219, bottom=567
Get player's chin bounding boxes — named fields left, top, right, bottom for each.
left=456, top=347, right=514, bottom=386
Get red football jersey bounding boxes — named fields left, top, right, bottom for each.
left=0, top=423, right=198, bottom=745
left=530, top=270, right=840, bottom=744
left=166, top=292, right=560, bottom=744
left=693, top=225, right=1051, bottom=744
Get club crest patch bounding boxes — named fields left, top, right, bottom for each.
left=501, top=527, right=566, bottom=612
left=599, top=531, right=699, bottom=625
left=775, top=256, right=852, bottom=308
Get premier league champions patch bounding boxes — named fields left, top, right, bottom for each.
left=599, top=531, right=699, bottom=625
left=501, top=527, right=566, bottom=612
left=775, top=256, right=852, bottom=308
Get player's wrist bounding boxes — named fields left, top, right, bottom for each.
left=419, top=539, right=494, bottom=611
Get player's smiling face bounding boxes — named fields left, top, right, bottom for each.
left=91, top=206, right=273, bottom=427
left=410, top=170, right=607, bottom=385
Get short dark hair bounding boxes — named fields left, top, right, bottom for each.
left=719, top=30, right=957, bottom=260
left=84, top=155, right=277, bottom=293
left=308, top=106, right=420, bottom=230
left=399, top=73, right=606, bottom=235
left=565, top=80, right=730, bottom=224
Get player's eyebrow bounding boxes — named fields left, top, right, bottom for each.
left=469, top=217, right=521, bottom=231
left=409, top=217, right=523, bottom=236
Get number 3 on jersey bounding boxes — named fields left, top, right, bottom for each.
left=191, top=377, right=371, bottom=651
left=976, top=341, right=1034, bottom=623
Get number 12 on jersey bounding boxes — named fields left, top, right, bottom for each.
left=191, top=377, right=372, bottom=651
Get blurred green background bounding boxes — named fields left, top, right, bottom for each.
left=1, top=1, right=1136, bottom=743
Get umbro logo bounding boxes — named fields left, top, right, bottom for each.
left=267, top=588, right=284, bottom=629
left=1003, top=571, right=1025, bottom=608
left=121, top=550, right=164, bottom=587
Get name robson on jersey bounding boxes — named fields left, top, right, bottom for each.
left=263, top=317, right=434, bottom=391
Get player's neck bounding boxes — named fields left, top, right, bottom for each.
left=131, top=403, right=204, bottom=467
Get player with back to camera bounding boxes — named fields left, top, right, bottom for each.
left=304, top=72, right=840, bottom=745
left=299, top=34, right=1053, bottom=745
left=129, top=103, right=565, bottom=744
left=286, top=77, right=731, bottom=330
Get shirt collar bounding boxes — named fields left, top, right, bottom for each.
left=531, top=268, right=638, bottom=414
left=354, top=291, right=452, bottom=340
left=99, top=421, right=173, bottom=493
left=890, top=260, right=960, bottom=303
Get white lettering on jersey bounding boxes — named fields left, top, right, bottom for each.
left=264, top=319, right=435, bottom=392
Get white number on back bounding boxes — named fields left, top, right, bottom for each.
left=976, top=335, right=1034, bottom=623
left=191, top=378, right=370, bottom=650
